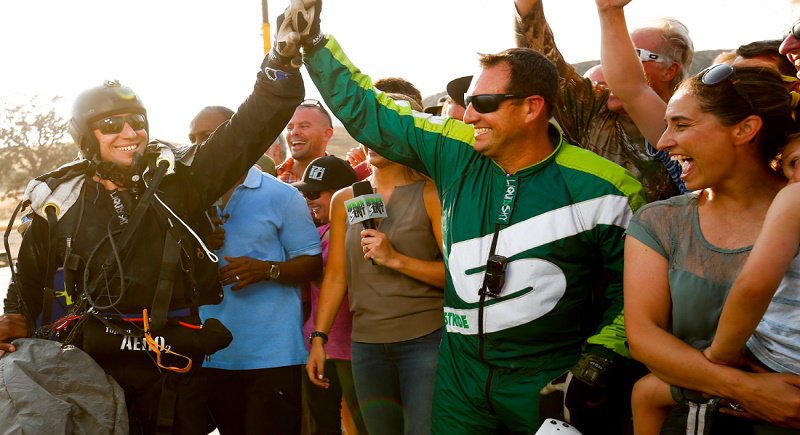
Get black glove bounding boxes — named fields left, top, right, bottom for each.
left=289, top=0, right=325, bottom=51
left=539, top=346, right=620, bottom=429
left=261, top=3, right=303, bottom=76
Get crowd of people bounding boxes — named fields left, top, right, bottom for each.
left=3, top=0, right=800, bottom=434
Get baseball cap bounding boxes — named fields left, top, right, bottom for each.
left=446, top=75, right=473, bottom=108
left=424, top=95, right=449, bottom=115
left=292, top=156, right=357, bottom=192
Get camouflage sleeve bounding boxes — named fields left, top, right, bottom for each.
left=514, top=1, right=608, bottom=148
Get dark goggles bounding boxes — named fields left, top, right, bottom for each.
left=92, top=113, right=147, bottom=135
left=700, top=64, right=757, bottom=115
left=302, top=190, right=322, bottom=200
left=464, top=94, right=526, bottom=113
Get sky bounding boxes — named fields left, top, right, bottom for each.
left=0, top=0, right=795, bottom=144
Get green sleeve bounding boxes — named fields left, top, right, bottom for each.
left=304, top=35, right=477, bottom=189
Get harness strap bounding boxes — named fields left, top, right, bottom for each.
left=150, top=230, right=179, bottom=331
left=40, top=205, right=59, bottom=328
left=142, top=309, right=193, bottom=374
left=155, top=373, right=179, bottom=435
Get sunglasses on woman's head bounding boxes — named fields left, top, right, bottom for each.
left=92, top=113, right=147, bottom=135
left=464, top=94, right=527, bottom=114
left=700, top=64, right=757, bottom=115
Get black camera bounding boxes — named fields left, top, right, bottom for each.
left=480, top=254, right=508, bottom=297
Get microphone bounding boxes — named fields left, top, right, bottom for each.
left=346, top=180, right=388, bottom=264
left=155, top=146, right=176, bottom=174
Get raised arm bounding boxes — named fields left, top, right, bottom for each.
left=515, top=0, right=608, bottom=147
left=707, top=183, right=800, bottom=364
left=596, top=0, right=667, bottom=145
left=514, top=0, right=575, bottom=81
left=182, top=9, right=305, bottom=212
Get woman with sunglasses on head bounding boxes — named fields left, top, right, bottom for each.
left=306, top=93, right=445, bottom=435
left=625, top=64, right=800, bottom=434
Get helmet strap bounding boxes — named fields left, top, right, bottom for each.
left=90, top=153, right=146, bottom=197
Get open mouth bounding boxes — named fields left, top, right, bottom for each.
left=671, top=154, right=695, bottom=179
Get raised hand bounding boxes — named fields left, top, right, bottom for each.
left=265, top=3, right=303, bottom=71
left=286, top=0, right=324, bottom=50
left=595, top=0, right=633, bottom=11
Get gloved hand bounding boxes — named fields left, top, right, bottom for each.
left=288, top=0, right=325, bottom=51
left=262, top=3, right=303, bottom=74
left=539, top=347, right=620, bottom=428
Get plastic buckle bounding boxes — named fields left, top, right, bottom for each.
left=263, top=67, right=292, bottom=81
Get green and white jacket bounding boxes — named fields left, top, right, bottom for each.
left=305, top=36, right=646, bottom=368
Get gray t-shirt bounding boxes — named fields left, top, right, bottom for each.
left=626, top=193, right=752, bottom=349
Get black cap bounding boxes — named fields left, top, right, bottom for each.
left=446, top=75, right=472, bottom=108
left=292, top=156, right=357, bottom=192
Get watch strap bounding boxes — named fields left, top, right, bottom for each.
left=309, top=331, right=328, bottom=345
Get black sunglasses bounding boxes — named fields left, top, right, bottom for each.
left=301, top=98, right=323, bottom=108
left=464, top=94, right=527, bottom=114
left=701, top=64, right=757, bottom=115
left=302, top=190, right=322, bottom=200
left=92, top=113, right=147, bottom=135
left=299, top=98, right=333, bottom=126
left=786, top=21, right=800, bottom=40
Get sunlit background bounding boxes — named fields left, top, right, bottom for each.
left=0, top=0, right=795, bottom=144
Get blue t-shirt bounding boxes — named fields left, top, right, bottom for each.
left=200, top=167, right=321, bottom=370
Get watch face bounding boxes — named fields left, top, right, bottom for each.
left=270, top=263, right=280, bottom=279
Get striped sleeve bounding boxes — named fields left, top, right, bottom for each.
left=304, top=35, right=477, bottom=188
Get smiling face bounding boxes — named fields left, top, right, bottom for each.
left=657, top=89, right=737, bottom=190
left=780, top=25, right=800, bottom=79
left=285, top=106, right=333, bottom=164
left=462, top=63, right=529, bottom=161
left=93, top=113, right=148, bottom=168
left=305, top=189, right=335, bottom=223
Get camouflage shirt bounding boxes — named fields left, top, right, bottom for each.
left=515, top=3, right=680, bottom=202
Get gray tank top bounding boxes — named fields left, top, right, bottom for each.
left=345, top=181, right=443, bottom=343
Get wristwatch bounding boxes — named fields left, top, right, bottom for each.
left=268, top=262, right=281, bottom=280
left=309, top=331, right=328, bottom=345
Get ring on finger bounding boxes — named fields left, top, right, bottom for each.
left=729, top=401, right=744, bottom=412
left=235, top=275, right=241, bottom=281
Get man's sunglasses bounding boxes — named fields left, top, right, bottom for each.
left=701, top=64, right=757, bottom=115
left=92, top=113, right=147, bottom=135
left=635, top=48, right=671, bottom=64
left=299, top=98, right=333, bottom=126
left=464, top=94, right=527, bottom=114
left=302, top=190, right=322, bottom=200
left=786, top=21, right=800, bottom=40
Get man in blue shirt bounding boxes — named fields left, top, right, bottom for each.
left=191, top=106, right=323, bottom=434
